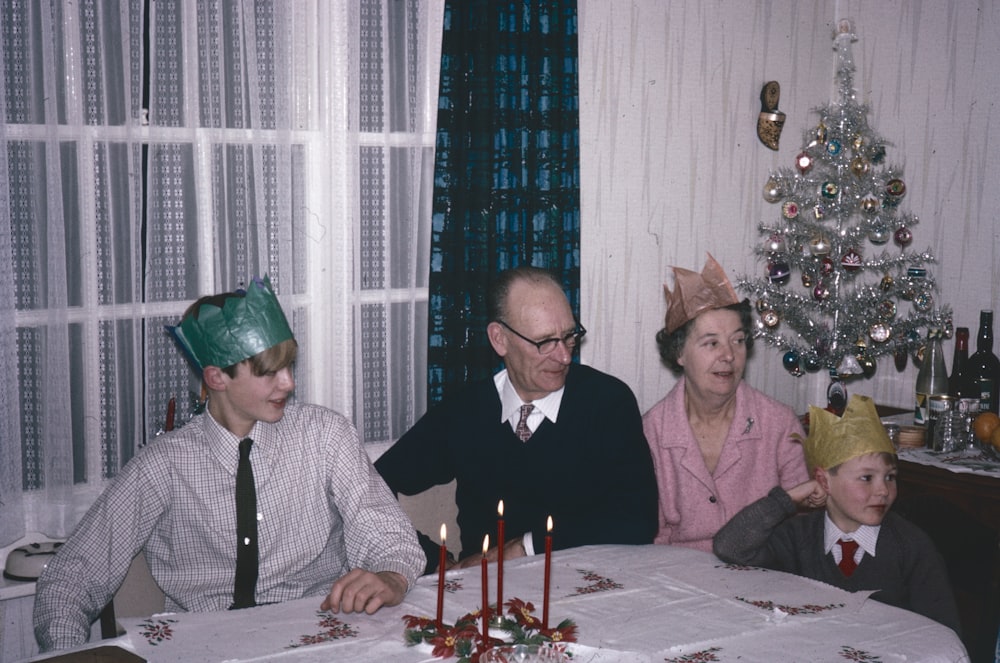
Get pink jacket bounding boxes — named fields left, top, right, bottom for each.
left=642, top=378, right=809, bottom=552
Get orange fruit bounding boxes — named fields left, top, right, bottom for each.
left=992, top=426, right=1000, bottom=451
left=973, top=411, right=1000, bottom=442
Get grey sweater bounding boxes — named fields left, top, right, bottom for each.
left=713, top=486, right=961, bottom=635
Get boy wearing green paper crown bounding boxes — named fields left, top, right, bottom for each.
left=713, top=394, right=961, bottom=634
left=34, top=277, right=425, bottom=652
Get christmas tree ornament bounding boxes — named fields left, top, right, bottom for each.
left=814, top=122, right=828, bottom=145
left=783, top=350, right=803, bottom=376
left=913, top=291, right=933, bottom=312
left=893, top=226, right=912, bottom=247
left=836, top=354, right=864, bottom=377
left=737, top=21, right=949, bottom=384
left=763, top=177, right=782, bottom=203
left=850, top=156, right=870, bottom=178
left=755, top=299, right=768, bottom=313
left=757, top=81, right=786, bottom=150
left=894, top=346, right=908, bottom=371
left=803, top=354, right=823, bottom=373
left=869, top=322, right=891, bottom=343
left=764, top=234, right=786, bottom=253
left=825, top=378, right=848, bottom=416
left=840, top=249, right=863, bottom=272
left=808, top=234, right=832, bottom=256
left=796, top=152, right=814, bottom=173
left=767, top=261, right=791, bottom=284
left=885, top=178, right=906, bottom=200
left=878, top=299, right=896, bottom=318
left=782, top=201, right=800, bottom=220
left=867, top=219, right=891, bottom=244
left=860, top=194, right=881, bottom=215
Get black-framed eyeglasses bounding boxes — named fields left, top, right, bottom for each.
left=497, top=320, right=587, bottom=355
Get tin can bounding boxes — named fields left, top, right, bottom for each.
left=926, top=395, right=954, bottom=448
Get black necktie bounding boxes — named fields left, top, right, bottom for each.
left=232, top=438, right=258, bottom=609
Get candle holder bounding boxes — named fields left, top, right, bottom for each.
left=402, top=598, right=577, bottom=663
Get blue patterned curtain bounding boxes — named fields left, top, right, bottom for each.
left=428, top=0, right=581, bottom=404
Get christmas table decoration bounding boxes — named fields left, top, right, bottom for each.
left=403, top=598, right=577, bottom=663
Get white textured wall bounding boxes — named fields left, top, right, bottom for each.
left=578, top=0, right=1000, bottom=417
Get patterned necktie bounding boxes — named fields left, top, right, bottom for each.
left=837, top=538, right=859, bottom=577
left=232, top=438, right=259, bottom=609
left=515, top=404, right=534, bottom=442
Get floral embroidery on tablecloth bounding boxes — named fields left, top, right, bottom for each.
left=734, top=596, right=844, bottom=615
left=138, top=617, right=178, bottom=645
left=715, top=562, right=769, bottom=572
left=570, top=569, right=623, bottom=595
left=663, top=646, right=722, bottom=662
left=286, top=611, right=359, bottom=649
left=839, top=645, right=883, bottom=661
left=445, top=578, right=462, bottom=593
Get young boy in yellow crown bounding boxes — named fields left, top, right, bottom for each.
left=713, top=394, right=961, bottom=634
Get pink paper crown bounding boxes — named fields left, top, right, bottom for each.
left=662, top=253, right=740, bottom=333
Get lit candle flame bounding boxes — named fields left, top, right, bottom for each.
left=440, top=523, right=447, bottom=544
left=497, top=499, right=504, bottom=517
left=482, top=534, right=490, bottom=554
left=547, top=515, right=553, bottom=532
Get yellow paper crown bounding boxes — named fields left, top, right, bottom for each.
left=662, top=253, right=740, bottom=333
left=802, top=394, right=896, bottom=471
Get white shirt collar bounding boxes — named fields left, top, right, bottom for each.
left=823, top=513, right=881, bottom=558
left=494, top=369, right=565, bottom=428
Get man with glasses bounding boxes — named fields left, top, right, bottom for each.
left=376, top=266, right=657, bottom=573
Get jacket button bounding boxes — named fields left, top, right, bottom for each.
left=709, top=495, right=717, bottom=503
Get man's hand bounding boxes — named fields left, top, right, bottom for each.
left=454, top=535, right=527, bottom=569
left=321, top=569, right=408, bottom=614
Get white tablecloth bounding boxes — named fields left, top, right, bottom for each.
left=39, top=544, right=969, bottom=662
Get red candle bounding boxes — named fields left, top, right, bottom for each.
left=481, top=534, right=490, bottom=643
left=165, top=397, right=176, bottom=432
left=542, top=516, right=553, bottom=629
left=436, top=524, right=447, bottom=627
left=496, top=500, right=505, bottom=616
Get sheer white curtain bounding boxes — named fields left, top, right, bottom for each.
left=0, top=0, right=443, bottom=547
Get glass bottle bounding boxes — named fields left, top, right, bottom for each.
left=968, top=310, right=1000, bottom=414
left=948, top=327, right=979, bottom=415
left=914, top=328, right=948, bottom=425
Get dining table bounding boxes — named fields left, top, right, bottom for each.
left=31, top=543, right=969, bottom=662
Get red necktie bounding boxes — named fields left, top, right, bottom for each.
left=837, top=538, right=859, bottom=577
left=515, top=404, right=534, bottom=442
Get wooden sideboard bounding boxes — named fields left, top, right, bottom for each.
left=895, top=456, right=1000, bottom=663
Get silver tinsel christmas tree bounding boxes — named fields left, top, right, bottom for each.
left=738, top=20, right=951, bottom=395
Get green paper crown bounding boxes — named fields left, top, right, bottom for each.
left=168, top=275, right=294, bottom=371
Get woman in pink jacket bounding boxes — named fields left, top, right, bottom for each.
left=643, top=254, right=809, bottom=552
